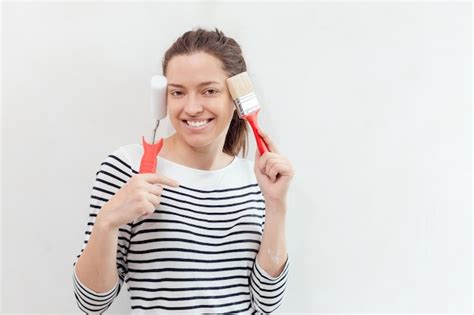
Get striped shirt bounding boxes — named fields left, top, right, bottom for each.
left=73, top=144, right=289, bottom=314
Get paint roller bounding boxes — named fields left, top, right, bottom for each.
left=139, top=75, right=168, bottom=174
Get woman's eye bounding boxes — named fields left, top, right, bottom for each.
left=170, top=91, right=183, bottom=97
left=204, top=89, right=218, bottom=95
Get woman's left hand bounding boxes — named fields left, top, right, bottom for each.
left=254, top=129, right=295, bottom=207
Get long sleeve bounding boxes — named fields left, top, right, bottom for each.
left=72, top=147, right=135, bottom=314
left=72, top=269, right=120, bottom=314
left=249, top=256, right=289, bottom=314
left=249, top=186, right=290, bottom=314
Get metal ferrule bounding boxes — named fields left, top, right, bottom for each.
left=151, top=119, right=160, bottom=144
left=233, top=92, right=260, bottom=117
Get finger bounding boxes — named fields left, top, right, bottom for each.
left=258, top=151, right=271, bottom=174
left=268, top=161, right=287, bottom=182
left=270, top=161, right=294, bottom=178
left=255, top=147, right=261, bottom=160
left=266, top=163, right=277, bottom=182
left=264, top=156, right=278, bottom=177
left=263, top=155, right=285, bottom=174
left=258, top=129, right=279, bottom=154
left=142, top=203, right=156, bottom=216
left=145, top=192, right=161, bottom=209
left=254, top=149, right=260, bottom=173
left=145, top=182, right=164, bottom=196
left=266, top=159, right=285, bottom=182
left=142, top=173, right=179, bottom=187
left=257, top=152, right=282, bottom=175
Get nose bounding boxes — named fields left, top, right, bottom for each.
left=184, top=93, right=204, bottom=116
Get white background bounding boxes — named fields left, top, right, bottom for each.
left=1, top=1, right=472, bottom=313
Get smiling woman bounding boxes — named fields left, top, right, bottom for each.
left=72, top=27, right=294, bottom=314
left=162, top=28, right=250, bottom=159
left=161, top=52, right=237, bottom=167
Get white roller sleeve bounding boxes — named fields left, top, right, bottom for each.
left=150, top=75, right=168, bottom=120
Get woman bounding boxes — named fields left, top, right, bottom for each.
left=73, top=27, right=294, bottom=314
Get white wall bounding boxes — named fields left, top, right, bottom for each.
left=1, top=1, right=472, bottom=313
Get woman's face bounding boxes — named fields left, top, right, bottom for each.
left=165, top=52, right=235, bottom=150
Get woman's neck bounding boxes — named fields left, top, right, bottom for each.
left=159, top=135, right=234, bottom=171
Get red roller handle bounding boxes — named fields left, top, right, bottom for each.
left=245, top=110, right=269, bottom=155
left=139, top=136, right=163, bottom=174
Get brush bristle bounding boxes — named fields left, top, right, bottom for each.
left=226, top=72, right=254, bottom=100
left=226, top=71, right=260, bottom=117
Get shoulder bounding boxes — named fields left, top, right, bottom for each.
left=118, top=143, right=143, bottom=169
left=99, top=143, right=142, bottom=173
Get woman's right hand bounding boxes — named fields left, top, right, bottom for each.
left=96, top=173, right=179, bottom=230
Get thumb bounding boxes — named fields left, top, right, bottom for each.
left=254, top=148, right=261, bottom=161
left=254, top=149, right=261, bottom=172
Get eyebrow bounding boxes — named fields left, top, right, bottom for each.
left=167, top=81, right=222, bottom=88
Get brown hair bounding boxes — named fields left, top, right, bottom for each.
left=162, top=27, right=249, bottom=157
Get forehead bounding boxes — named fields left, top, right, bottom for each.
left=166, top=52, right=227, bottom=87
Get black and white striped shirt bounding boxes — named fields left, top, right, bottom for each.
left=73, top=144, right=289, bottom=314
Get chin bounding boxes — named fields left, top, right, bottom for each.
left=182, top=136, right=215, bottom=149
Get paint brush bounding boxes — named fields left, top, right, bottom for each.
left=226, top=72, right=269, bottom=155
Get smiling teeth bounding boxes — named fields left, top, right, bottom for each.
left=186, top=120, right=210, bottom=127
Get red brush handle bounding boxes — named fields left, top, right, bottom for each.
left=139, top=136, right=163, bottom=174
left=245, top=110, right=269, bottom=155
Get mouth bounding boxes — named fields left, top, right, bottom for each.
left=182, top=118, right=214, bottom=130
